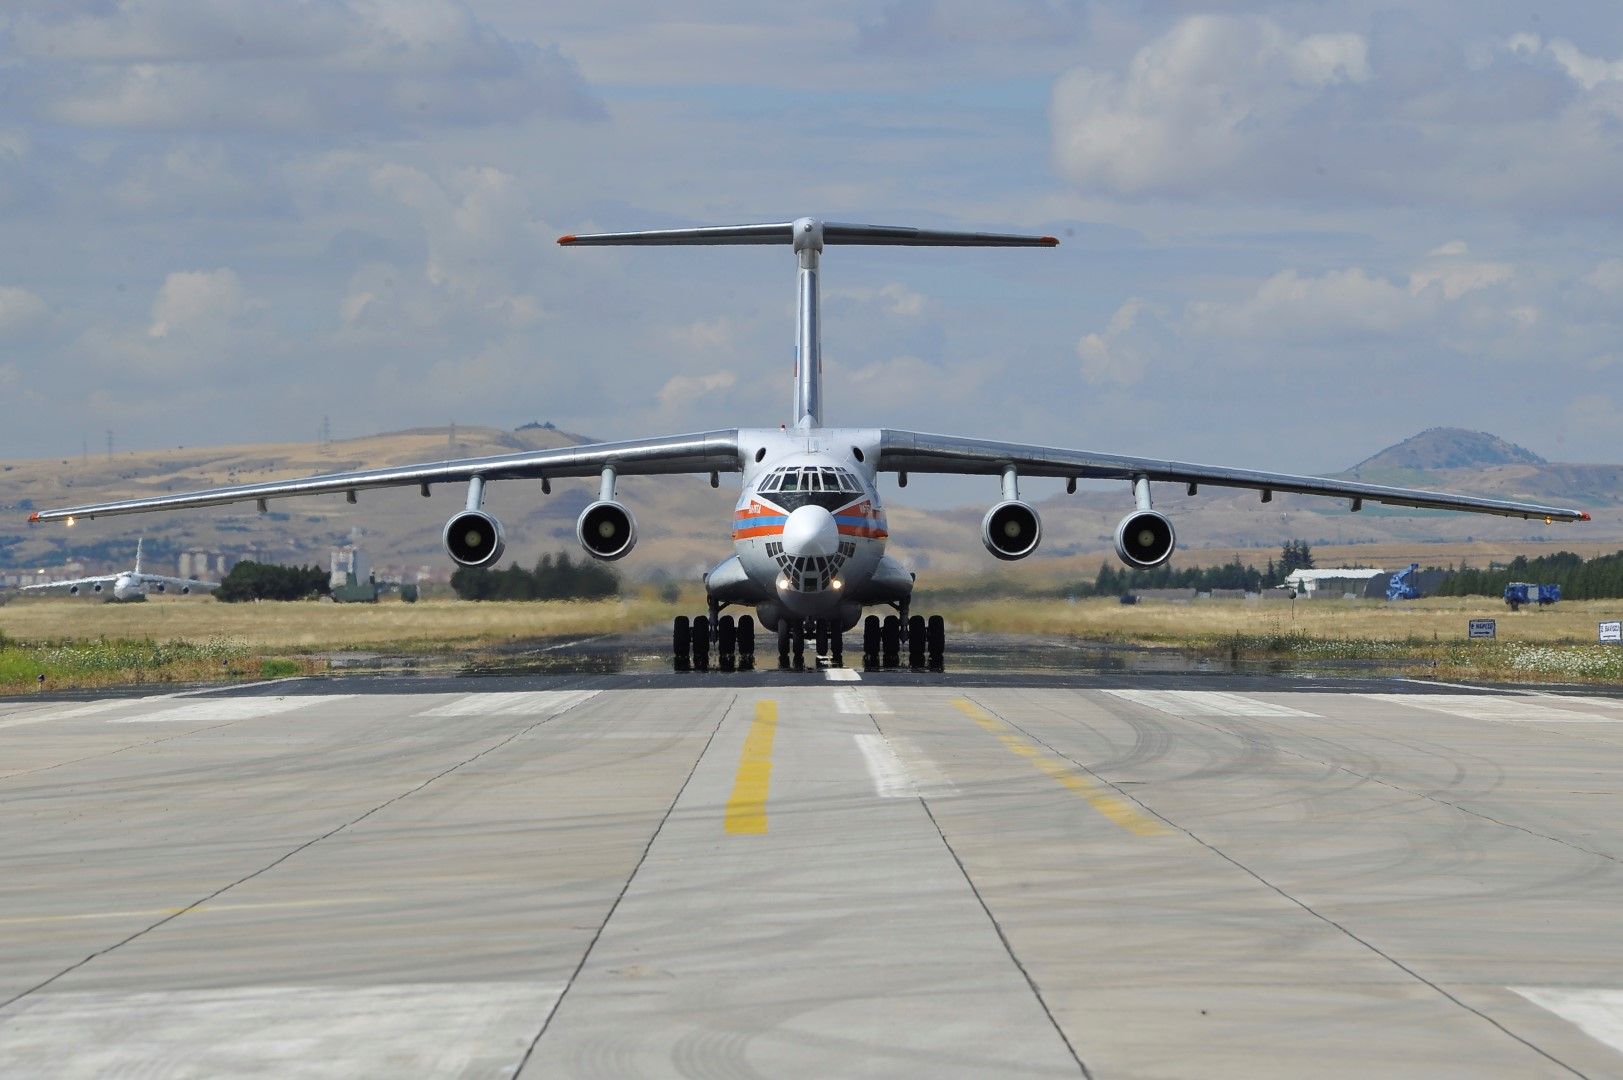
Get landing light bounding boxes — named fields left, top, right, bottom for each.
left=832, top=578, right=843, bottom=590
left=776, top=576, right=789, bottom=591
left=66, top=516, right=75, bottom=528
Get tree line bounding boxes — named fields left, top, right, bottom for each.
left=1433, top=550, right=1623, bottom=600
left=450, top=552, right=620, bottom=601
left=1081, top=540, right=1318, bottom=597
left=215, top=561, right=330, bottom=602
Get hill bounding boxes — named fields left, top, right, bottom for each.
left=1349, top=428, right=1544, bottom=474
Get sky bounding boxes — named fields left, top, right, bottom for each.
left=1, top=1, right=1620, bottom=506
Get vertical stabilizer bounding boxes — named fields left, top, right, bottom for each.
left=558, top=219, right=1056, bottom=430
left=134, top=537, right=142, bottom=575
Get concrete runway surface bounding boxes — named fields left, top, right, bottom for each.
left=2, top=669, right=1622, bottom=1078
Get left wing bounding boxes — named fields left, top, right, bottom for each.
left=29, top=431, right=741, bottom=524
left=878, top=429, right=1590, bottom=522
left=20, top=575, right=118, bottom=591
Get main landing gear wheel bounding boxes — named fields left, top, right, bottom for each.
left=673, top=615, right=691, bottom=672
left=737, top=615, right=755, bottom=671
left=791, top=621, right=806, bottom=670
left=718, top=614, right=736, bottom=672
left=863, top=615, right=880, bottom=670
left=927, top=614, right=945, bottom=670
left=691, top=614, right=710, bottom=672
left=881, top=616, right=900, bottom=669
left=777, top=619, right=791, bottom=670
left=908, top=615, right=926, bottom=668
left=830, top=622, right=843, bottom=667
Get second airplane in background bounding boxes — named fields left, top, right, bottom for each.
left=19, top=539, right=218, bottom=602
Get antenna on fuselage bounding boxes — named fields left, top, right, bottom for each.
left=558, top=219, right=1057, bottom=431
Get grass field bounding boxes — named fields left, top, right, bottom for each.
left=1, top=593, right=1620, bottom=691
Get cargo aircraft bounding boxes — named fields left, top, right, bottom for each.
left=18, top=539, right=217, bottom=602
left=29, top=218, right=1588, bottom=669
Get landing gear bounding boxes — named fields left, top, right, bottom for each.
left=863, top=615, right=880, bottom=668
left=927, top=614, right=945, bottom=670
left=673, top=615, right=691, bottom=672
left=778, top=619, right=792, bottom=670
left=862, top=610, right=946, bottom=671
left=691, top=614, right=710, bottom=672
left=737, top=615, right=755, bottom=671
left=718, top=615, right=736, bottom=672
left=881, top=615, right=900, bottom=668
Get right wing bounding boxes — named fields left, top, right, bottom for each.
left=139, top=576, right=219, bottom=590
left=20, top=575, right=118, bottom=591
left=29, top=431, right=741, bottom=524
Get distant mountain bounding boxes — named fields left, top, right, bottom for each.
left=1349, top=428, right=1545, bottom=474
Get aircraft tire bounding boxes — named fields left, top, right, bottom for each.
left=881, top=616, right=900, bottom=669
left=815, top=620, right=829, bottom=657
left=673, top=615, right=691, bottom=672
left=692, top=614, right=710, bottom=672
left=738, top=615, right=755, bottom=670
left=830, top=624, right=843, bottom=667
left=777, top=619, right=791, bottom=669
left=908, top=615, right=926, bottom=668
left=791, top=622, right=805, bottom=670
left=718, top=615, right=736, bottom=672
left=863, top=615, right=880, bottom=668
left=927, top=615, right=945, bottom=669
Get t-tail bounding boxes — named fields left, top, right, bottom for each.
left=559, top=218, right=1057, bottom=430
left=134, top=537, right=142, bottom=575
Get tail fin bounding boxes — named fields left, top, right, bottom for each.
left=559, top=217, right=1057, bottom=428
left=134, top=537, right=142, bottom=575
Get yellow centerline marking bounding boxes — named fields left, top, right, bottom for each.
left=725, top=699, right=778, bottom=835
left=952, top=698, right=1165, bottom=836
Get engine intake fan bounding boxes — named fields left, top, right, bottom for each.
left=981, top=500, right=1042, bottom=561
left=443, top=510, right=506, bottom=568
left=1114, top=510, right=1176, bottom=568
left=577, top=501, right=637, bottom=561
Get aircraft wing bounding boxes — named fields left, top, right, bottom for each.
left=28, top=431, right=741, bottom=524
left=19, top=575, right=118, bottom=591
left=877, top=429, right=1590, bottom=522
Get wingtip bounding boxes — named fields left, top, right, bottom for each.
left=557, top=234, right=577, bottom=246
left=27, top=512, right=39, bottom=524
left=1039, top=236, right=1059, bottom=247
left=1580, top=511, right=1591, bottom=521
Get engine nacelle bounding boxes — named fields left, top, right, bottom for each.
left=981, top=500, right=1042, bottom=561
left=68, top=585, right=80, bottom=596
left=181, top=586, right=191, bottom=595
left=154, top=582, right=166, bottom=594
left=92, top=582, right=103, bottom=594
left=1114, top=510, right=1176, bottom=568
left=443, top=509, right=506, bottom=568
left=577, top=501, right=637, bottom=561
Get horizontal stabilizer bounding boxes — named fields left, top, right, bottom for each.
left=559, top=218, right=1056, bottom=248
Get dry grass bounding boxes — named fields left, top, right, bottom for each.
left=939, top=595, right=1620, bottom=646
left=0, top=595, right=680, bottom=651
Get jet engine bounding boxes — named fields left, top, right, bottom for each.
left=154, top=583, right=165, bottom=594
left=181, top=586, right=191, bottom=595
left=68, top=585, right=79, bottom=596
left=1114, top=510, right=1176, bottom=568
left=577, top=501, right=637, bottom=561
left=92, top=583, right=103, bottom=594
left=981, top=500, right=1042, bottom=560
left=443, top=509, right=506, bottom=568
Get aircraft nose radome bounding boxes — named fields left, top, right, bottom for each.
left=781, top=505, right=839, bottom=557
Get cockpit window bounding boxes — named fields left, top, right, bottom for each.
left=759, top=465, right=862, bottom=495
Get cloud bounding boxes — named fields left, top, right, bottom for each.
left=0, top=287, right=49, bottom=337
left=147, top=268, right=252, bottom=339
left=1050, top=14, right=1623, bottom=214
left=10, top=0, right=603, bottom=132
left=1051, top=15, right=1369, bottom=199
left=656, top=370, right=737, bottom=412
left=1076, top=298, right=1167, bottom=387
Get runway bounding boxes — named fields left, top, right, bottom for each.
left=3, top=668, right=1622, bottom=1077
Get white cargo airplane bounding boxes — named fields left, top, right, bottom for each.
left=29, top=218, right=1588, bottom=669
left=19, top=539, right=218, bottom=602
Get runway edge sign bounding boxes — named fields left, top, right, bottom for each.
left=1468, top=619, right=1497, bottom=640
left=1601, top=620, right=1622, bottom=644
